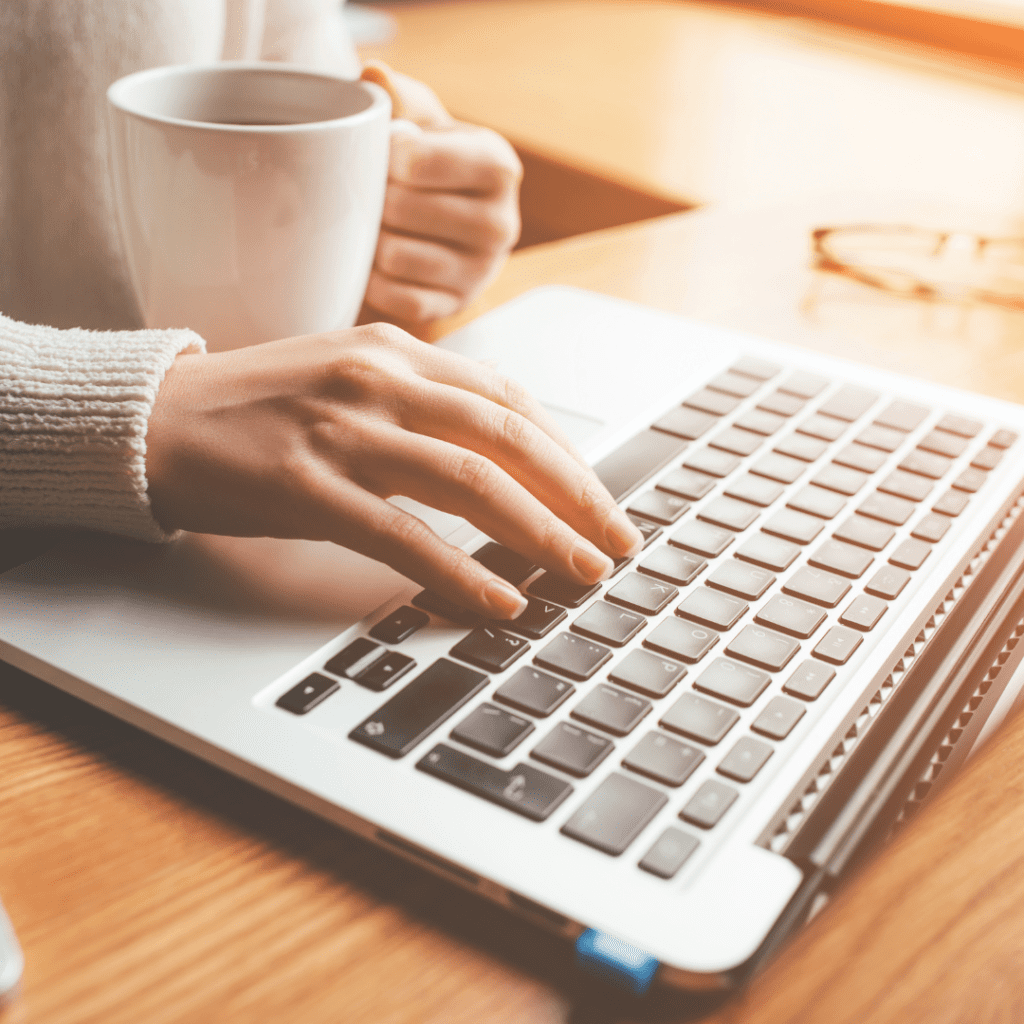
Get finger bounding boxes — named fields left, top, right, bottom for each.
left=383, top=183, right=520, bottom=254
left=361, top=61, right=456, bottom=130
left=364, top=271, right=463, bottom=325
left=348, top=425, right=619, bottom=583
left=318, top=479, right=529, bottom=618
left=389, top=130, right=522, bottom=196
left=375, top=230, right=495, bottom=295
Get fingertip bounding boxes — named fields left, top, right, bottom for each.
left=605, top=509, right=645, bottom=557
left=483, top=578, right=529, bottom=619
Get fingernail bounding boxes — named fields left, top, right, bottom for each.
left=571, top=539, right=614, bottom=583
left=484, top=579, right=528, bottom=619
left=605, top=509, right=644, bottom=557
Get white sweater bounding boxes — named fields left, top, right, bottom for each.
left=0, top=0, right=359, bottom=541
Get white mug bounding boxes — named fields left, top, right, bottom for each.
left=107, top=63, right=394, bottom=351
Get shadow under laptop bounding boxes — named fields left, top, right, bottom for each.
left=0, top=660, right=733, bottom=1024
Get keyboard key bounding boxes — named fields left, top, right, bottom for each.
left=798, top=414, right=848, bottom=442
left=624, top=732, right=705, bottom=786
left=630, top=519, right=665, bottom=550
left=472, top=542, right=538, bottom=585
left=900, top=449, right=952, bottom=479
left=561, top=773, right=668, bottom=855
left=610, top=649, right=687, bottom=698
left=918, top=430, right=969, bottom=458
left=724, top=473, right=785, bottom=507
left=989, top=429, right=1018, bottom=449
left=812, top=626, right=864, bottom=665
left=670, top=520, right=734, bottom=557
left=354, top=651, right=416, bottom=691
left=708, top=370, right=763, bottom=397
left=787, top=485, right=847, bottom=520
left=752, top=696, right=806, bottom=739
left=783, top=566, right=851, bottom=607
left=652, top=406, right=718, bottom=440
left=677, top=587, right=748, bottom=630
left=451, top=703, right=535, bottom=756
left=840, top=595, right=888, bottom=631
left=638, top=546, right=706, bottom=585
left=597, top=430, right=692, bottom=504
left=818, top=384, right=879, bottom=422
left=350, top=659, right=488, bottom=758
left=774, top=433, right=828, bottom=462
left=681, top=780, right=738, bottom=828
left=833, top=443, right=888, bottom=474
left=780, top=371, right=830, bottom=398
left=725, top=626, right=800, bottom=672
left=451, top=626, right=530, bottom=672
left=717, top=736, right=774, bottom=782
left=912, top=513, right=951, bottom=543
left=418, top=744, right=572, bottom=821
left=573, top=684, right=652, bottom=736
left=534, top=633, right=612, bottom=680
left=890, top=538, right=931, bottom=570
left=369, top=606, right=430, bottom=645
left=644, top=617, right=719, bottom=663
left=934, top=489, right=970, bottom=517
left=874, top=399, right=929, bottom=432
left=657, top=466, right=717, bottom=500
left=532, top=722, right=614, bottom=777
left=693, top=657, right=772, bottom=706
left=783, top=659, right=836, bottom=700
left=811, top=464, right=868, bottom=495
left=755, top=594, right=826, bottom=639
left=735, top=533, right=800, bottom=571
left=571, top=602, right=646, bottom=647
left=936, top=413, right=983, bottom=438
left=865, top=565, right=911, bottom=600
left=758, top=391, right=805, bottom=417
left=709, top=427, right=763, bottom=457
left=971, top=445, right=1003, bottom=470
left=528, top=574, right=600, bottom=609
left=731, top=355, right=781, bottom=380
left=324, top=637, right=381, bottom=678
left=639, top=828, right=700, bottom=878
left=684, top=447, right=741, bottom=478
left=494, top=666, right=575, bottom=716
left=277, top=673, right=339, bottom=715
left=750, top=451, right=807, bottom=484
left=627, top=490, right=690, bottom=525
left=878, top=469, right=933, bottom=502
left=808, top=539, right=873, bottom=579
left=707, top=559, right=776, bottom=600
left=686, top=388, right=742, bottom=416
left=832, top=515, right=895, bottom=552
left=762, top=508, right=825, bottom=545
left=952, top=467, right=987, bottom=493
left=856, top=424, right=905, bottom=453
left=661, top=692, right=739, bottom=744
left=858, top=492, right=916, bottom=526
left=735, top=409, right=786, bottom=436
left=608, top=572, right=679, bottom=614
left=499, top=597, right=567, bottom=640
left=698, top=496, right=760, bottom=532
left=412, top=590, right=482, bottom=627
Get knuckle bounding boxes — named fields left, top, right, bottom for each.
left=379, top=508, right=434, bottom=554
left=476, top=204, right=519, bottom=250
left=358, top=320, right=412, bottom=349
left=576, top=474, right=611, bottom=517
left=450, top=450, right=496, bottom=496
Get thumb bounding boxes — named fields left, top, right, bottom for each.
left=361, top=60, right=457, bottom=130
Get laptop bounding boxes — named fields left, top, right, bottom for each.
left=3, top=286, right=1024, bottom=996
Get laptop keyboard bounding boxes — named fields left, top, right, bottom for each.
left=275, top=358, right=1019, bottom=879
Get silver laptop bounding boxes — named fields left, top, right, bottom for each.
left=3, top=286, right=1024, bottom=995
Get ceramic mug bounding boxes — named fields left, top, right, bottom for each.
left=107, top=63, right=395, bottom=351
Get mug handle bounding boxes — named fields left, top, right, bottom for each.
left=389, top=118, right=423, bottom=138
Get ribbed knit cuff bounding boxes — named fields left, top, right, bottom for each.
left=0, top=314, right=205, bottom=542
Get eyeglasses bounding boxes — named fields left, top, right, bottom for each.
left=812, top=225, right=1024, bottom=311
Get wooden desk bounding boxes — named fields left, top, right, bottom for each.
left=5, top=200, right=1024, bottom=1023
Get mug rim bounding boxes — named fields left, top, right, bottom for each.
left=106, top=61, right=390, bottom=133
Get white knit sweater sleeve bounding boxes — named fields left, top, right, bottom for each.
left=0, top=314, right=205, bottom=541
